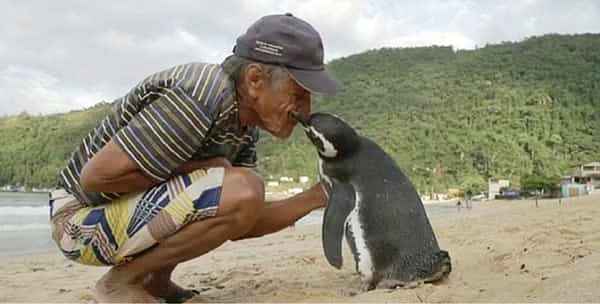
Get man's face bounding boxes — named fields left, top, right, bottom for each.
left=255, top=75, right=311, bottom=139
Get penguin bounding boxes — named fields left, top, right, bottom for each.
left=290, top=111, right=452, bottom=290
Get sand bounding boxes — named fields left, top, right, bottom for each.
left=1, top=192, right=599, bottom=302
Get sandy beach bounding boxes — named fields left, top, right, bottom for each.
left=1, top=192, right=599, bottom=302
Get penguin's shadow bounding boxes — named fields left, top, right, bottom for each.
left=185, top=268, right=450, bottom=303
left=184, top=263, right=363, bottom=302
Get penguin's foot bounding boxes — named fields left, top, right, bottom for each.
left=359, top=281, right=377, bottom=292
left=377, top=279, right=422, bottom=289
left=424, top=250, right=452, bottom=283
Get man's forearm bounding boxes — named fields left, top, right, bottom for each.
left=82, top=157, right=231, bottom=194
left=235, top=183, right=327, bottom=240
left=83, top=170, right=159, bottom=193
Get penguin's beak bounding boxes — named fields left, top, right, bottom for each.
left=290, top=111, right=309, bottom=128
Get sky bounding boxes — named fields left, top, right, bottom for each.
left=1, top=0, right=598, bottom=116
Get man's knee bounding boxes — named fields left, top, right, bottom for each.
left=225, top=167, right=264, bottom=202
left=218, top=167, right=265, bottom=233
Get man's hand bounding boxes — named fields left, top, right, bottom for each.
left=313, top=182, right=329, bottom=208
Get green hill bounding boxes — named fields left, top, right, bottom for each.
left=1, top=34, right=599, bottom=193
left=0, top=103, right=111, bottom=188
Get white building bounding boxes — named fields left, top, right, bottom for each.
left=572, top=162, right=600, bottom=190
left=488, top=178, right=510, bottom=200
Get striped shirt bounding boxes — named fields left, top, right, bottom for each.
left=58, top=62, right=258, bottom=206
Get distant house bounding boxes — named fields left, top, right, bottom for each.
left=488, top=178, right=510, bottom=200
left=560, top=182, right=588, bottom=198
left=572, top=162, right=600, bottom=190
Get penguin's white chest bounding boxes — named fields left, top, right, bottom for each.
left=345, top=190, right=374, bottom=282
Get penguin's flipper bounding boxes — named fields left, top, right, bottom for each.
left=322, top=179, right=356, bottom=269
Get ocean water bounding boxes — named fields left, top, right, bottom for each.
left=0, top=192, right=461, bottom=256
left=0, top=192, right=54, bottom=256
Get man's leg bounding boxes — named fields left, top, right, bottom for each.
left=143, top=179, right=328, bottom=302
left=94, top=167, right=265, bottom=303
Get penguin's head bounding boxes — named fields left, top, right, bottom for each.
left=291, top=112, right=360, bottom=159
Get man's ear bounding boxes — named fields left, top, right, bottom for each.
left=245, top=63, right=266, bottom=99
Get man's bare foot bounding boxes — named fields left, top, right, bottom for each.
left=94, top=268, right=158, bottom=303
left=144, top=273, right=199, bottom=303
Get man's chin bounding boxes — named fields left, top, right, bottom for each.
left=271, top=131, right=293, bottom=140
left=268, top=127, right=294, bottom=139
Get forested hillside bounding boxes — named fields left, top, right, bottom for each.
left=1, top=34, right=599, bottom=193
left=259, top=34, right=600, bottom=192
left=0, top=104, right=110, bottom=187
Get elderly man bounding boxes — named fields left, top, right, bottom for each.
left=49, top=13, right=338, bottom=303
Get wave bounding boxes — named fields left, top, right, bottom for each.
left=0, top=206, right=49, bottom=216
left=0, top=223, right=50, bottom=232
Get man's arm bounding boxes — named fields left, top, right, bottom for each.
left=80, top=139, right=231, bottom=193
left=80, top=139, right=159, bottom=193
left=234, top=182, right=327, bottom=240
left=82, top=138, right=325, bottom=237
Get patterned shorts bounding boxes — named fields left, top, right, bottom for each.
left=49, top=168, right=224, bottom=266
